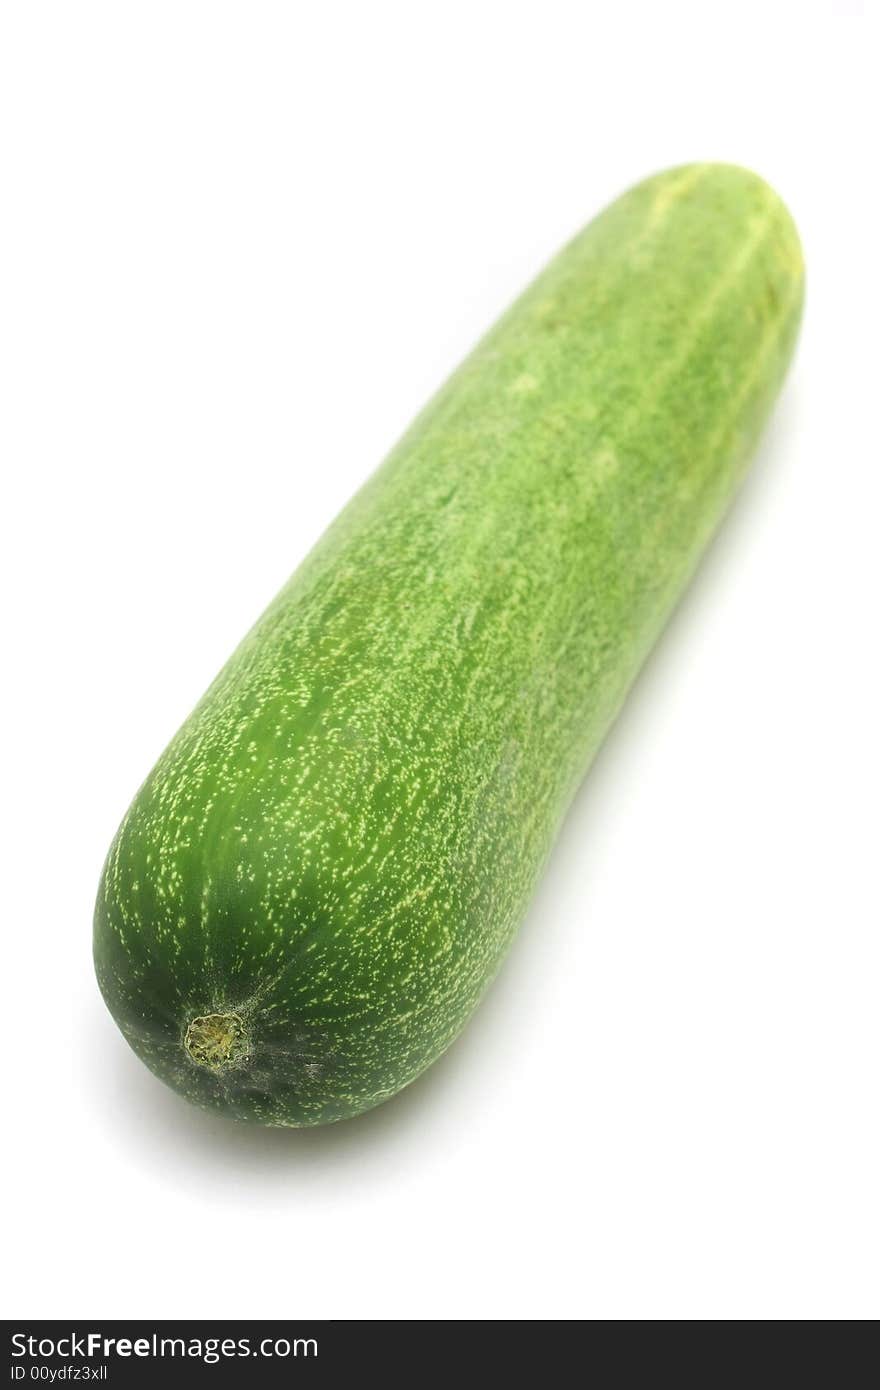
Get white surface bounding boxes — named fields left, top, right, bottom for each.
left=1, top=1, right=877, bottom=1321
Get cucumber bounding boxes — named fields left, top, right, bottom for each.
left=94, top=163, right=804, bottom=1126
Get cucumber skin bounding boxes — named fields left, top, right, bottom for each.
left=94, top=163, right=804, bottom=1126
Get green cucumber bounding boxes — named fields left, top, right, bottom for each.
left=94, top=163, right=804, bottom=1126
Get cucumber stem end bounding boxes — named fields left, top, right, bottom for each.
left=184, top=1012, right=249, bottom=1070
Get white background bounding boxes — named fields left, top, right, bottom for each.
left=1, top=1, right=877, bottom=1321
